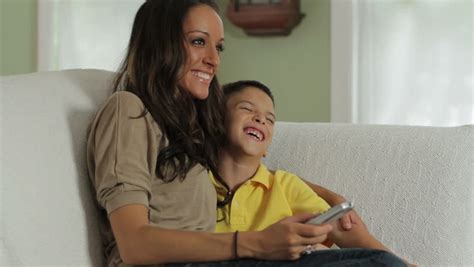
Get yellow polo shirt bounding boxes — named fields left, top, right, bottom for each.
left=211, top=164, right=330, bottom=232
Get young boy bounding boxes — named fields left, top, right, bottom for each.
left=211, top=80, right=408, bottom=259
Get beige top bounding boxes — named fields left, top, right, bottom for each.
left=87, top=91, right=216, bottom=266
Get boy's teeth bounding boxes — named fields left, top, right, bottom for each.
left=246, top=129, right=262, bottom=140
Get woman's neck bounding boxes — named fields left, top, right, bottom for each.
left=217, top=150, right=261, bottom=191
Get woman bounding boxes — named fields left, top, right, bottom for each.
left=87, top=1, right=403, bottom=266
left=87, top=1, right=332, bottom=265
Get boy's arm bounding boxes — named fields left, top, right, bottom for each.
left=302, top=179, right=366, bottom=230
left=301, top=180, right=346, bottom=206
left=330, top=221, right=416, bottom=266
left=329, top=220, right=388, bottom=250
left=302, top=179, right=415, bottom=266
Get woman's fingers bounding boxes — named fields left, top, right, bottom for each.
left=256, top=214, right=335, bottom=260
left=278, top=214, right=333, bottom=245
left=294, top=223, right=332, bottom=245
left=279, top=212, right=316, bottom=223
left=295, top=221, right=333, bottom=236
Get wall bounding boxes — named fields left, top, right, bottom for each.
left=216, top=0, right=330, bottom=122
left=0, top=0, right=330, bottom=122
left=0, top=0, right=37, bottom=76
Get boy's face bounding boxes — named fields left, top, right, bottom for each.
left=224, top=87, right=275, bottom=158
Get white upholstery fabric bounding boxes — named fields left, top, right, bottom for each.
left=1, top=69, right=473, bottom=266
left=264, top=122, right=473, bottom=267
left=1, top=70, right=114, bottom=266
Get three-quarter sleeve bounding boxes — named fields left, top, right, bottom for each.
left=87, top=91, right=160, bottom=215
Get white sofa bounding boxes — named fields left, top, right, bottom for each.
left=1, top=69, right=472, bottom=267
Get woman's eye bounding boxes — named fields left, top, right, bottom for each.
left=266, top=118, right=275, bottom=124
left=216, top=44, right=225, bottom=53
left=240, top=107, right=252, bottom=112
left=191, top=38, right=205, bottom=46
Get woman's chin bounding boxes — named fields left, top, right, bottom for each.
left=190, top=88, right=210, bottom=100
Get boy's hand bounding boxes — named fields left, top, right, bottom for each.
left=338, top=210, right=367, bottom=231
left=300, top=180, right=368, bottom=232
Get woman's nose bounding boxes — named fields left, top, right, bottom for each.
left=204, top=46, right=220, bottom=68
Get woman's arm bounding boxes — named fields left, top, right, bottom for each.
left=110, top=204, right=333, bottom=265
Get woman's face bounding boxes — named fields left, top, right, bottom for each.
left=179, top=4, right=224, bottom=100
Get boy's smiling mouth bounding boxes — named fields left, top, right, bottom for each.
left=244, top=127, right=265, bottom=141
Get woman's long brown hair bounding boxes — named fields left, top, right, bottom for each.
left=112, top=0, right=225, bottom=182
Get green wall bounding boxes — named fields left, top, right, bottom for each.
left=0, top=0, right=330, bottom=122
left=0, top=0, right=37, bottom=76
left=216, top=0, right=330, bottom=122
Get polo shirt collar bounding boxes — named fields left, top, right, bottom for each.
left=249, top=163, right=271, bottom=189
left=209, top=163, right=271, bottom=190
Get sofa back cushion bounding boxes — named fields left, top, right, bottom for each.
left=264, top=122, right=473, bottom=266
left=1, top=69, right=114, bottom=266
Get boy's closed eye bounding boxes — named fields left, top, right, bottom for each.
left=236, top=102, right=275, bottom=124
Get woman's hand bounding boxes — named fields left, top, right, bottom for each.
left=238, top=213, right=333, bottom=260
left=109, top=205, right=332, bottom=264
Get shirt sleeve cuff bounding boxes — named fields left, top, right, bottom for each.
left=105, top=190, right=149, bottom=215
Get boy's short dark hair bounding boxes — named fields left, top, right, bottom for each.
left=222, top=80, right=274, bottom=106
